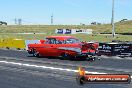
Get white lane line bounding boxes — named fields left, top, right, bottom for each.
left=0, top=60, right=131, bottom=78
left=0, top=60, right=106, bottom=74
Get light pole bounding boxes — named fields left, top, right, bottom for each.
left=112, top=0, right=115, bottom=38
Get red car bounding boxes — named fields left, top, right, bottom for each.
left=27, top=36, right=98, bottom=60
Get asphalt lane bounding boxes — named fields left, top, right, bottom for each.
left=0, top=65, right=78, bottom=88
left=0, top=58, right=131, bottom=88
left=0, top=49, right=132, bottom=71
left=0, top=49, right=132, bottom=88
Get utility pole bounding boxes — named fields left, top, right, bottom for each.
left=112, top=0, right=115, bottom=38
left=51, top=13, right=53, bottom=25
left=14, top=18, right=17, bottom=25
left=18, top=19, right=22, bottom=25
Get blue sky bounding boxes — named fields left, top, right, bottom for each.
left=0, top=0, right=131, bottom=25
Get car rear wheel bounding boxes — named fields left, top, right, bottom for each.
left=33, top=49, right=40, bottom=57
left=60, top=53, right=71, bottom=60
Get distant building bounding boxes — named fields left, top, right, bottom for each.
left=55, top=29, right=93, bottom=34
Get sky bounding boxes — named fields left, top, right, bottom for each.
left=0, top=0, right=131, bottom=25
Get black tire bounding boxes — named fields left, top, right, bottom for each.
left=87, top=56, right=95, bottom=61
left=33, top=49, right=40, bottom=57
left=60, top=53, right=71, bottom=60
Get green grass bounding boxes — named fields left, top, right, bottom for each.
left=0, top=20, right=132, bottom=42
left=0, top=21, right=132, bottom=34
left=0, top=34, right=131, bottom=42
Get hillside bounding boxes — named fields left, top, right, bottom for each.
left=0, top=20, right=132, bottom=34
left=0, top=20, right=132, bottom=42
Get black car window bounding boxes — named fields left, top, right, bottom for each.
left=56, top=40, right=63, bottom=44
left=46, top=38, right=56, bottom=44
left=46, top=38, right=63, bottom=44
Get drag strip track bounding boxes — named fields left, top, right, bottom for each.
left=0, top=49, right=132, bottom=88
left=0, top=49, right=132, bottom=72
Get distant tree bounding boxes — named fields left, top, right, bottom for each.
left=0, top=21, right=7, bottom=25
left=119, top=19, right=128, bottom=23
left=80, top=23, right=85, bottom=25
left=91, top=22, right=96, bottom=25
left=91, top=22, right=101, bottom=25
left=97, top=23, right=101, bottom=25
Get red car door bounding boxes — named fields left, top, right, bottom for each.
left=38, top=38, right=60, bottom=57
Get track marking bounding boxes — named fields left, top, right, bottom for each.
left=0, top=60, right=131, bottom=78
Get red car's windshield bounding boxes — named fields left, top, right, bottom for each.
left=64, top=38, right=80, bottom=44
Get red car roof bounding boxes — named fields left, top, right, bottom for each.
left=46, top=36, right=76, bottom=41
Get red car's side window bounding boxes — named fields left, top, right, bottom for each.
left=46, top=38, right=63, bottom=44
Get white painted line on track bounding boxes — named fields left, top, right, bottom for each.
left=0, top=60, right=132, bottom=78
